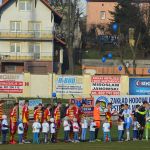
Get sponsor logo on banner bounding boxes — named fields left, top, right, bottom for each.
left=70, top=98, right=94, bottom=117
left=91, top=76, right=121, bottom=95
left=94, top=96, right=109, bottom=112
left=19, top=99, right=42, bottom=119
left=130, top=78, right=150, bottom=95
left=94, top=95, right=150, bottom=112
left=56, top=76, right=83, bottom=94
left=0, top=74, right=23, bottom=93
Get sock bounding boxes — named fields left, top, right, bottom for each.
left=127, top=130, right=130, bottom=140
left=145, top=127, right=148, bottom=140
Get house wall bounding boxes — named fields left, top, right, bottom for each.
left=0, top=0, right=54, bottom=60
left=0, top=0, right=54, bottom=31
left=0, top=41, right=53, bottom=61
left=87, top=1, right=117, bottom=31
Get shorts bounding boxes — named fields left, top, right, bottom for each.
left=55, top=120, right=61, bottom=129
left=138, top=119, right=146, bottom=128
left=10, top=122, right=17, bottom=134
left=124, top=122, right=131, bottom=129
left=137, top=116, right=146, bottom=128
left=70, top=121, right=73, bottom=132
left=109, top=121, right=112, bottom=128
left=95, top=121, right=100, bottom=128
left=23, top=123, right=29, bottom=131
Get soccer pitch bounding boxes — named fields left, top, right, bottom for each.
left=0, top=141, right=150, bottom=150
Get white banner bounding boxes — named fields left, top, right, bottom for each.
left=0, top=74, right=23, bottom=93
left=94, top=95, right=150, bottom=112
left=56, top=76, right=83, bottom=95
left=91, top=76, right=121, bottom=95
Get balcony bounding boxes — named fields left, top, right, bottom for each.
left=0, top=30, right=53, bottom=41
left=0, top=52, right=53, bottom=61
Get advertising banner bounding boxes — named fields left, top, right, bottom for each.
left=56, top=76, right=83, bottom=95
left=91, top=76, right=121, bottom=95
left=0, top=74, right=23, bottom=93
left=129, top=78, right=150, bottom=95
left=94, top=95, right=150, bottom=112
left=70, top=98, right=94, bottom=117
left=19, top=99, right=42, bottom=119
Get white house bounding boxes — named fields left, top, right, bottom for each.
left=0, top=0, right=63, bottom=74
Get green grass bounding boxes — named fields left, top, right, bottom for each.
left=0, top=140, right=150, bottom=150
left=1, top=125, right=150, bottom=150
left=82, top=50, right=100, bottom=59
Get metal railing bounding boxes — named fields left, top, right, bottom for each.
left=0, top=30, right=53, bottom=40
left=0, top=52, right=53, bottom=61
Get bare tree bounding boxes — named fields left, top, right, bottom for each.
left=49, top=0, right=84, bottom=74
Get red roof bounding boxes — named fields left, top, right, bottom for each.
left=0, top=0, right=62, bottom=22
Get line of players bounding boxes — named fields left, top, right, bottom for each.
left=0, top=100, right=150, bottom=144
left=0, top=100, right=85, bottom=143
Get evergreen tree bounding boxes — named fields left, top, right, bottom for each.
left=111, top=0, right=146, bottom=39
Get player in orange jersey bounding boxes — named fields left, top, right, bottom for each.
left=10, top=103, right=19, bottom=144
left=104, top=103, right=117, bottom=128
left=66, top=103, right=76, bottom=121
left=0, top=100, right=4, bottom=137
left=54, top=102, right=62, bottom=141
left=0, top=100, right=4, bottom=121
left=66, top=102, right=78, bottom=141
left=93, top=101, right=101, bottom=140
left=44, top=104, right=51, bottom=122
left=34, top=103, right=43, bottom=124
left=22, top=100, right=29, bottom=142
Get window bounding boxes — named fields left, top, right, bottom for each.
left=28, top=22, right=41, bottom=31
left=10, top=43, right=21, bottom=53
left=5, top=66, right=16, bottom=73
left=100, top=11, right=106, bottom=20
left=19, top=0, right=32, bottom=11
left=28, top=43, right=40, bottom=59
left=28, top=22, right=41, bottom=37
left=10, top=21, right=21, bottom=32
left=28, top=43, right=40, bottom=53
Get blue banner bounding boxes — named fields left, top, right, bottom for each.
left=129, top=78, right=150, bottom=95
left=94, top=95, right=150, bottom=112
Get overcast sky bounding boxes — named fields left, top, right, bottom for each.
left=80, top=0, right=87, bottom=16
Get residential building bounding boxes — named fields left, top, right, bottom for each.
left=0, top=0, right=64, bottom=74
left=87, top=0, right=150, bottom=32
left=87, top=0, right=117, bottom=31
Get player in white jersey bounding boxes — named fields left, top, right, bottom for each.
left=122, top=104, right=132, bottom=141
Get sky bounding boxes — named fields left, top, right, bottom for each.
left=80, top=0, right=87, bottom=16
